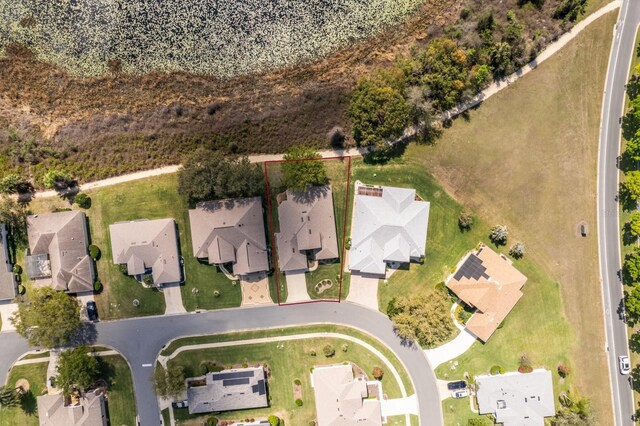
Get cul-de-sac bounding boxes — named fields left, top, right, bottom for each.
left=0, top=1, right=639, bottom=425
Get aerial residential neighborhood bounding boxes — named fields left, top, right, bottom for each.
left=0, top=1, right=638, bottom=426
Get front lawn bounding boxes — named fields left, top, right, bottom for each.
left=2, top=362, right=49, bottom=426
left=98, top=354, right=137, bottom=426
left=306, top=262, right=342, bottom=299
left=168, top=336, right=405, bottom=425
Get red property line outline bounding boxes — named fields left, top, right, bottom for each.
left=264, top=156, right=352, bottom=306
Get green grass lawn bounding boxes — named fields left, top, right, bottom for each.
left=1, top=362, right=48, bottom=426
left=29, top=173, right=242, bottom=319
left=161, top=408, right=170, bottom=426
left=98, top=355, right=137, bottom=426
left=306, top=262, right=342, bottom=299
left=168, top=336, right=403, bottom=425
left=442, top=396, right=492, bottom=426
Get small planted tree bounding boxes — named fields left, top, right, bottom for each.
left=489, top=225, right=508, bottom=245
left=372, top=366, right=384, bottom=380
left=42, top=169, right=70, bottom=190
left=557, top=363, right=570, bottom=378
left=509, top=241, right=525, bottom=259
left=88, top=245, right=101, bottom=261
left=268, top=415, right=281, bottom=426
left=458, top=210, right=473, bottom=231
left=323, top=344, right=336, bottom=358
left=0, top=385, right=21, bottom=408
left=74, top=192, right=91, bottom=209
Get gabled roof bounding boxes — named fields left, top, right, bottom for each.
left=0, top=224, right=16, bottom=301
left=275, top=186, right=339, bottom=272
left=349, top=184, right=429, bottom=276
left=37, top=390, right=108, bottom=426
left=187, top=367, right=268, bottom=414
left=312, top=364, right=382, bottom=426
left=188, top=198, right=269, bottom=275
left=446, top=244, right=527, bottom=341
left=109, top=219, right=181, bottom=286
left=26, top=211, right=94, bottom=293
left=475, top=369, right=555, bottom=426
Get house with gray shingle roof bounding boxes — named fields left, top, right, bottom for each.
left=189, top=198, right=268, bottom=276
left=275, top=186, right=339, bottom=272
left=187, top=367, right=268, bottom=414
left=0, top=224, right=17, bottom=301
left=37, top=389, right=107, bottom=426
left=475, top=369, right=555, bottom=426
left=109, top=219, right=181, bottom=287
left=349, top=183, right=429, bottom=277
left=26, top=211, right=95, bottom=293
left=311, top=364, right=382, bottom=426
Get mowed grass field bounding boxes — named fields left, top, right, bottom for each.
left=416, top=11, right=617, bottom=423
left=168, top=336, right=406, bottom=426
left=1, top=362, right=48, bottom=426
left=29, top=174, right=241, bottom=319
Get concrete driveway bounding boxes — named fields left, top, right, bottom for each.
left=424, top=328, right=477, bottom=370
left=381, top=394, right=419, bottom=416
left=346, top=272, right=379, bottom=310
left=0, top=301, right=17, bottom=332
left=162, top=283, right=186, bottom=314
left=284, top=271, right=311, bottom=303
left=240, top=272, right=272, bottom=305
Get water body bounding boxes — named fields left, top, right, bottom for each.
left=0, top=0, right=425, bottom=78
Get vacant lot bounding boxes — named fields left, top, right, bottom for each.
left=418, top=11, right=616, bottom=423
left=168, top=335, right=406, bottom=425
left=29, top=174, right=241, bottom=319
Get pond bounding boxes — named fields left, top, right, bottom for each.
left=0, top=0, right=426, bottom=78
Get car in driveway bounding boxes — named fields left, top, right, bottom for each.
left=447, top=380, right=467, bottom=390
left=452, top=389, right=469, bottom=399
left=173, top=401, right=188, bottom=408
left=86, top=301, right=98, bottom=322
left=619, top=355, right=631, bottom=375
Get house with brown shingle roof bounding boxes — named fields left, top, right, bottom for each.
left=37, top=390, right=107, bottom=426
left=109, top=219, right=181, bottom=287
left=275, top=186, right=339, bottom=272
left=25, top=211, right=95, bottom=293
left=446, top=244, right=527, bottom=342
left=311, top=364, right=382, bottom=426
left=188, top=198, right=268, bottom=276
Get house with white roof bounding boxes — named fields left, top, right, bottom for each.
left=349, top=183, right=429, bottom=276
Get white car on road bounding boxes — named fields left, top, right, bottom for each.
left=619, top=355, right=630, bottom=375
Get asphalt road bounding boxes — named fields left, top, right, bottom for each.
left=597, top=1, right=640, bottom=424
left=0, top=303, right=442, bottom=426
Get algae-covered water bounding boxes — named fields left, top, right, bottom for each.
left=0, top=0, right=425, bottom=77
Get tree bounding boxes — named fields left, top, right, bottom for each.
left=10, top=287, right=81, bottom=348
left=0, top=174, right=30, bottom=195
left=625, top=251, right=640, bottom=281
left=0, top=385, right=21, bottom=408
left=557, top=364, right=570, bottom=378
left=42, top=169, right=70, bottom=190
left=628, top=285, right=640, bottom=320
left=387, top=291, right=456, bottom=348
left=489, top=225, right=508, bottom=245
left=73, top=192, right=91, bottom=209
left=458, top=210, right=473, bottom=230
left=177, top=148, right=264, bottom=206
left=625, top=131, right=640, bottom=162
left=551, top=399, right=595, bottom=425
left=372, top=366, right=384, bottom=380
left=509, top=241, right=526, bottom=259
left=553, top=0, right=587, bottom=23
left=55, top=346, right=100, bottom=396
left=629, top=212, right=640, bottom=237
left=281, top=146, right=328, bottom=192
left=470, top=64, right=492, bottom=90
left=348, top=69, right=412, bottom=147
left=0, top=196, right=29, bottom=247
left=322, top=344, right=336, bottom=358
left=268, top=415, right=281, bottom=426
left=153, top=364, right=185, bottom=400
left=621, top=171, right=640, bottom=202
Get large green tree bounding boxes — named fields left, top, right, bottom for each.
left=348, top=69, right=412, bottom=148
left=626, top=285, right=640, bottom=320
left=625, top=251, right=640, bottom=281
left=0, top=196, right=29, bottom=247
left=10, top=287, right=81, bottom=348
left=387, top=291, right=455, bottom=348
left=621, top=171, right=640, bottom=202
left=281, top=146, right=327, bottom=192
left=0, top=385, right=21, bottom=408
left=55, top=346, right=100, bottom=396
left=630, top=212, right=640, bottom=237
left=178, top=148, right=264, bottom=206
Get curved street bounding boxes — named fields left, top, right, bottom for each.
left=597, top=0, right=640, bottom=424
left=0, top=302, right=442, bottom=426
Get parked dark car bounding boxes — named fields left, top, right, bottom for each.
left=447, top=380, right=467, bottom=390
left=86, top=301, right=98, bottom=322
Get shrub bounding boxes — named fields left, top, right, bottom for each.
left=468, top=418, right=492, bottom=426
left=489, top=225, right=508, bottom=245
left=310, top=349, right=316, bottom=357
left=17, top=284, right=25, bottom=295
left=42, top=169, right=70, bottom=190
left=268, top=416, right=280, bottom=426
left=13, top=265, right=22, bottom=275
left=341, top=343, right=348, bottom=352
left=490, top=365, right=504, bottom=375
left=142, top=274, right=154, bottom=286
left=201, top=362, right=209, bottom=375
left=518, top=365, right=533, bottom=373
left=118, top=264, right=128, bottom=275
left=0, top=174, right=30, bottom=194
left=327, top=126, right=345, bottom=148
left=206, top=417, right=219, bottom=426
left=557, top=363, right=570, bottom=378
left=242, top=362, right=248, bottom=368
left=509, top=241, right=526, bottom=259
left=74, top=192, right=91, bottom=208
left=458, top=210, right=473, bottom=230
left=372, top=366, right=384, bottom=380
left=295, top=398, right=303, bottom=406
left=214, top=290, right=221, bottom=298
left=323, top=344, right=336, bottom=357
left=93, top=279, right=102, bottom=292
left=88, top=245, right=101, bottom=261
left=294, top=379, right=301, bottom=385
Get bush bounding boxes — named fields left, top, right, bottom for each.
left=74, top=192, right=91, bottom=209
left=17, top=284, right=25, bottom=295
left=468, top=418, right=492, bottom=426
left=509, top=241, right=525, bottom=259
left=327, top=126, right=345, bottom=148
left=490, top=365, right=504, bottom=375
left=118, top=264, right=128, bottom=275
left=458, top=210, right=473, bottom=231
left=294, top=379, right=301, bottom=385
left=206, top=417, right=219, bottom=426
left=489, top=225, right=508, bottom=245
left=13, top=264, right=22, bottom=275
left=42, top=169, right=70, bottom=190
left=323, top=344, right=336, bottom=357
left=214, top=290, right=221, bottom=298
left=201, top=362, right=209, bottom=375
left=372, top=366, right=384, bottom=380
left=310, top=349, right=316, bottom=357
left=142, top=274, right=154, bottom=286
left=0, top=174, right=30, bottom=194
left=93, top=279, right=102, bottom=292
left=557, top=364, right=570, bottom=378
left=341, top=343, right=349, bottom=352
left=242, top=362, right=248, bottom=368
left=88, top=245, right=101, bottom=261
left=295, top=398, right=303, bottom=406
left=268, top=415, right=280, bottom=426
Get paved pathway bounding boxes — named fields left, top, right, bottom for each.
left=424, top=329, right=477, bottom=370
left=162, top=284, right=186, bottom=315
left=283, top=271, right=311, bottom=303
left=240, top=272, right=273, bottom=306
left=346, top=273, right=379, bottom=310
left=0, top=302, right=17, bottom=332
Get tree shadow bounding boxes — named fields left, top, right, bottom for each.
left=363, top=141, right=408, bottom=165
left=20, top=390, right=37, bottom=415
left=67, top=322, right=98, bottom=346
left=622, top=223, right=638, bottom=246
left=628, top=79, right=640, bottom=101
left=619, top=152, right=639, bottom=174
left=97, top=357, right=116, bottom=389
left=618, top=186, right=638, bottom=212
left=622, top=111, right=640, bottom=141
